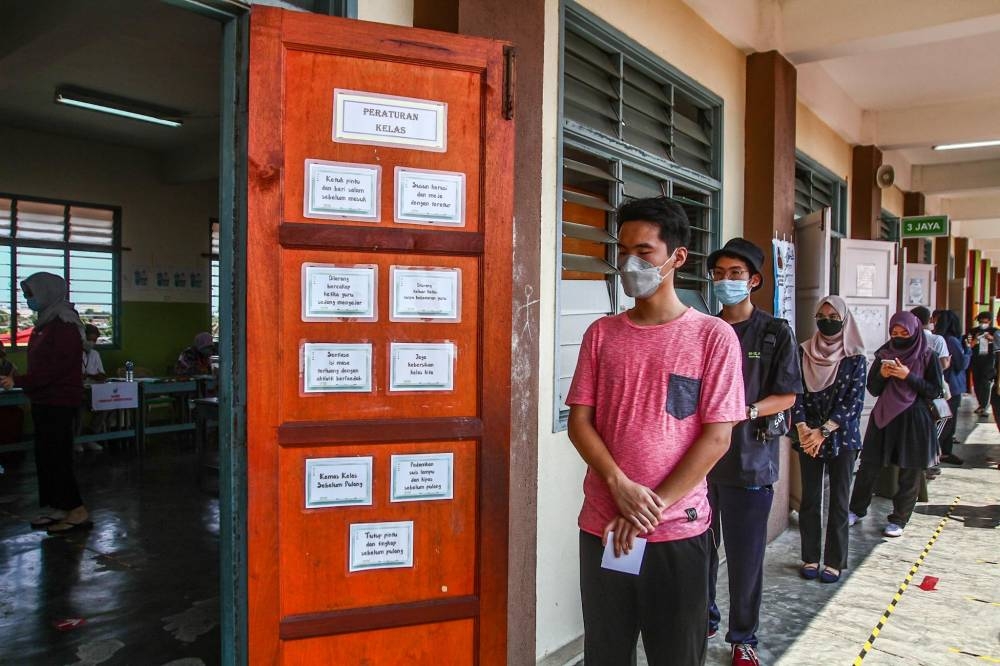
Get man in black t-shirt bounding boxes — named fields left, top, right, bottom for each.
left=968, top=310, right=998, bottom=415
left=706, top=238, right=802, bottom=666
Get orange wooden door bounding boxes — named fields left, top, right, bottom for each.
left=246, top=8, right=513, bottom=664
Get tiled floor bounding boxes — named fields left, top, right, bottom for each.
left=0, top=438, right=220, bottom=665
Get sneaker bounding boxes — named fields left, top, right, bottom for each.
left=940, top=453, right=964, bottom=465
left=707, top=626, right=718, bottom=639
left=883, top=523, right=904, bottom=537
left=732, top=643, right=760, bottom=666
left=84, top=442, right=103, bottom=452
left=848, top=512, right=860, bottom=527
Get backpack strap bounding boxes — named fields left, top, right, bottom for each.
left=758, top=317, right=789, bottom=402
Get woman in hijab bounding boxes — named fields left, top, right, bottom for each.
left=174, top=331, right=215, bottom=376
left=848, top=311, right=943, bottom=538
left=933, top=310, right=971, bottom=465
left=792, top=296, right=867, bottom=583
left=0, top=272, right=90, bottom=533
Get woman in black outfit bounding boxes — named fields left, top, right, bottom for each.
left=793, top=296, right=867, bottom=583
left=848, top=311, right=943, bottom=538
left=967, top=310, right=997, bottom=415
left=933, top=310, right=970, bottom=464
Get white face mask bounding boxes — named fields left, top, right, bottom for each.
left=618, top=254, right=675, bottom=299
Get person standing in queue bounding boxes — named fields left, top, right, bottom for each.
left=848, top=312, right=943, bottom=537
left=706, top=239, right=802, bottom=666
left=566, top=197, right=746, bottom=666
left=933, top=310, right=970, bottom=465
left=967, top=311, right=997, bottom=416
left=793, top=296, right=867, bottom=584
left=0, top=272, right=91, bottom=533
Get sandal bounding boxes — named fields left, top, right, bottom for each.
left=30, top=509, right=67, bottom=529
left=799, top=563, right=819, bottom=580
left=46, top=519, right=93, bottom=535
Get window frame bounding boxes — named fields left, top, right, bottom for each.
left=1, top=192, right=122, bottom=350
left=794, top=151, right=847, bottom=237
left=553, top=2, right=724, bottom=432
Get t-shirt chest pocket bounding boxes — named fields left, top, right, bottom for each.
left=666, top=374, right=701, bottom=420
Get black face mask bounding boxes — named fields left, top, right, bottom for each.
left=890, top=336, right=915, bottom=350
left=816, top=319, right=844, bottom=337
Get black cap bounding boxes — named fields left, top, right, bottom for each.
left=707, top=238, right=765, bottom=291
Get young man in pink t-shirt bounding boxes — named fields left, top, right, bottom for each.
left=567, top=197, right=746, bottom=666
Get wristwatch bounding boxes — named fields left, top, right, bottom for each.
left=747, top=404, right=759, bottom=420
left=819, top=424, right=832, bottom=439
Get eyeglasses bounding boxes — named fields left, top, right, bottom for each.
left=707, top=269, right=749, bottom=281
left=815, top=314, right=842, bottom=322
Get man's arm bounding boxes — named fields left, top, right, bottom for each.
left=567, top=405, right=665, bottom=533
left=753, top=393, right=797, bottom=416
left=652, top=421, right=735, bottom=509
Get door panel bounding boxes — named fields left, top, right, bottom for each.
left=902, top=262, right=935, bottom=310
left=794, top=208, right=831, bottom=343
left=248, top=8, right=513, bottom=664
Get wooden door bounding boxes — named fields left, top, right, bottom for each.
left=793, top=208, right=831, bottom=343
left=246, top=8, right=513, bottom=664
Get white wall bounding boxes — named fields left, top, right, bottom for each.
left=534, top=0, right=748, bottom=659
left=0, top=125, right=216, bottom=303
left=357, top=0, right=414, bottom=26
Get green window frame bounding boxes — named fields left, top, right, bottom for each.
left=554, top=2, right=724, bottom=430
left=0, top=193, right=121, bottom=349
left=879, top=209, right=900, bottom=242
left=795, top=151, right=847, bottom=237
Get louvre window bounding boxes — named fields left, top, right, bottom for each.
left=794, top=152, right=847, bottom=236
left=210, top=219, right=220, bottom=338
left=555, top=4, right=723, bottom=428
left=1, top=195, right=120, bottom=348
left=878, top=211, right=900, bottom=242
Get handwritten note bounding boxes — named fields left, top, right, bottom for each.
left=302, top=264, right=376, bottom=320
left=349, top=521, right=414, bottom=572
left=391, top=268, right=460, bottom=320
left=389, top=343, right=455, bottom=392
left=395, top=168, right=465, bottom=226
left=302, top=343, right=372, bottom=393
left=390, top=453, right=454, bottom=502
left=305, top=457, right=372, bottom=508
left=304, top=160, right=380, bottom=220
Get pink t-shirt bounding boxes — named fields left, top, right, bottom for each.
left=566, top=308, right=746, bottom=542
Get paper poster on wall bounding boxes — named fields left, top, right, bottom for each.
left=395, top=167, right=465, bottom=226
left=390, top=453, right=454, bottom=502
left=131, top=267, right=150, bottom=290
left=155, top=269, right=171, bottom=289
left=304, top=159, right=381, bottom=221
left=304, top=456, right=373, bottom=508
left=189, top=269, right=205, bottom=290
left=772, top=239, right=796, bottom=335
left=301, top=264, right=377, bottom=321
left=333, top=89, right=447, bottom=152
left=389, top=342, right=455, bottom=392
left=905, top=277, right=927, bottom=307
left=349, top=521, right=414, bottom=572
left=301, top=342, right=373, bottom=393
left=856, top=264, right=877, bottom=298
left=171, top=266, right=188, bottom=289
left=390, top=267, right=461, bottom=322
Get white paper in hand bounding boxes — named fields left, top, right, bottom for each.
left=600, top=533, right=647, bottom=575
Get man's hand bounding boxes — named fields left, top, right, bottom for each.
left=0, top=374, right=13, bottom=390
left=607, top=474, right=665, bottom=533
left=602, top=515, right=643, bottom=557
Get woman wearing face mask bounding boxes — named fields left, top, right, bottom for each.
left=792, top=297, right=866, bottom=583
left=933, top=310, right=970, bottom=465
left=967, top=311, right=997, bottom=415
left=848, top=312, right=944, bottom=538
left=0, top=272, right=91, bottom=533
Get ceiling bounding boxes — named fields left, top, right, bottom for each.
left=0, top=0, right=220, bottom=176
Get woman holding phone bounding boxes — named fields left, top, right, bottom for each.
left=848, top=311, right=943, bottom=538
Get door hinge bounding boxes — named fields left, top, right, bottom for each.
left=503, top=46, right=516, bottom=121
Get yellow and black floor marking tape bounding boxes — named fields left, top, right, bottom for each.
left=948, top=647, right=1000, bottom=663
left=853, top=495, right=961, bottom=665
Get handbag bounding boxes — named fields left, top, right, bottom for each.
left=929, top=397, right=952, bottom=421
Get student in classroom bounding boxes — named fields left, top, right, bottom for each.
left=77, top=323, right=108, bottom=452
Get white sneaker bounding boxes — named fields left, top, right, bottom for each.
left=883, top=523, right=904, bottom=537
left=848, top=512, right=860, bottom=526
left=84, top=442, right=103, bottom=452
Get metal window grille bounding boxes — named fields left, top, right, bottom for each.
left=794, top=153, right=847, bottom=236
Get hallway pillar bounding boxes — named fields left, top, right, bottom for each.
left=850, top=145, right=882, bottom=240
left=903, top=191, right=926, bottom=263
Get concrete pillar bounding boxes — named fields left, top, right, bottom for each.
left=955, top=237, right=971, bottom=320
left=850, top=145, right=882, bottom=240
left=935, top=235, right=950, bottom=308
left=903, top=191, right=925, bottom=263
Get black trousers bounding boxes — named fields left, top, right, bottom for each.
left=32, top=404, right=83, bottom=511
left=938, top=394, right=962, bottom=455
left=798, top=449, right=856, bottom=570
left=849, top=458, right=922, bottom=527
left=580, top=530, right=709, bottom=666
left=707, top=484, right=773, bottom=646
left=971, top=360, right=995, bottom=410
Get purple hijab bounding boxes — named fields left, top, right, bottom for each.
left=872, top=311, right=929, bottom=429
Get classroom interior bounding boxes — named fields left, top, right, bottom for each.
left=0, top=1, right=224, bottom=663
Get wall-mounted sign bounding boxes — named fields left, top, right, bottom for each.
left=302, top=264, right=377, bottom=321
left=395, top=167, right=465, bottom=226
left=390, top=453, right=454, bottom=502
left=390, top=267, right=461, bottom=321
left=302, top=342, right=373, bottom=393
left=389, top=342, right=456, bottom=392
left=349, top=521, right=414, bottom=572
left=305, top=457, right=373, bottom=508
left=901, top=215, right=949, bottom=239
left=333, top=89, right=447, bottom=152
left=304, top=159, right=381, bottom=221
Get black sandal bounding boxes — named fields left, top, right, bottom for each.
left=46, top=519, right=93, bottom=535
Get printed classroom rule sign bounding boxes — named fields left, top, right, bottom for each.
left=304, top=160, right=380, bottom=220
left=302, top=343, right=372, bottom=393
left=391, top=453, right=454, bottom=502
left=349, top=521, right=414, bottom=572
left=389, top=342, right=456, bottom=392
left=395, top=168, right=465, bottom=226
left=302, top=264, right=376, bottom=321
left=304, top=457, right=373, bottom=508
left=391, top=267, right=460, bottom=321
left=334, top=89, right=447, bottom=152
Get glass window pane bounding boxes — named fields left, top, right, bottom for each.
left=69, top=206, right=115, bottom=245
left=211, top=259, right=220, bottom=337
left=0, top=198, right=11, bottom=238
left=16, top=200, right=66, bottom=241
left=15, top=247, right=64, bottom=338
left=0, top=246, right=11, bottom=342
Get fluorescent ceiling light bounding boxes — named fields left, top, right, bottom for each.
left=55, top=87, right=183, bottom=128
left=933, top=139, right=1000, bottom=151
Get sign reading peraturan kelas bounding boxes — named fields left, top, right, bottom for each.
left=901, top=215, right=949, bottom=239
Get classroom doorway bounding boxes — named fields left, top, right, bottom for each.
left=0, top=1, right=244, bottom=663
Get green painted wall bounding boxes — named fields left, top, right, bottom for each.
left=6, top=301, right=210, bottom=378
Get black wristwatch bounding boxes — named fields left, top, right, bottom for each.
left=747, top=404, right=759, bottom=420
left=819, top=425, right=832, bottom=439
